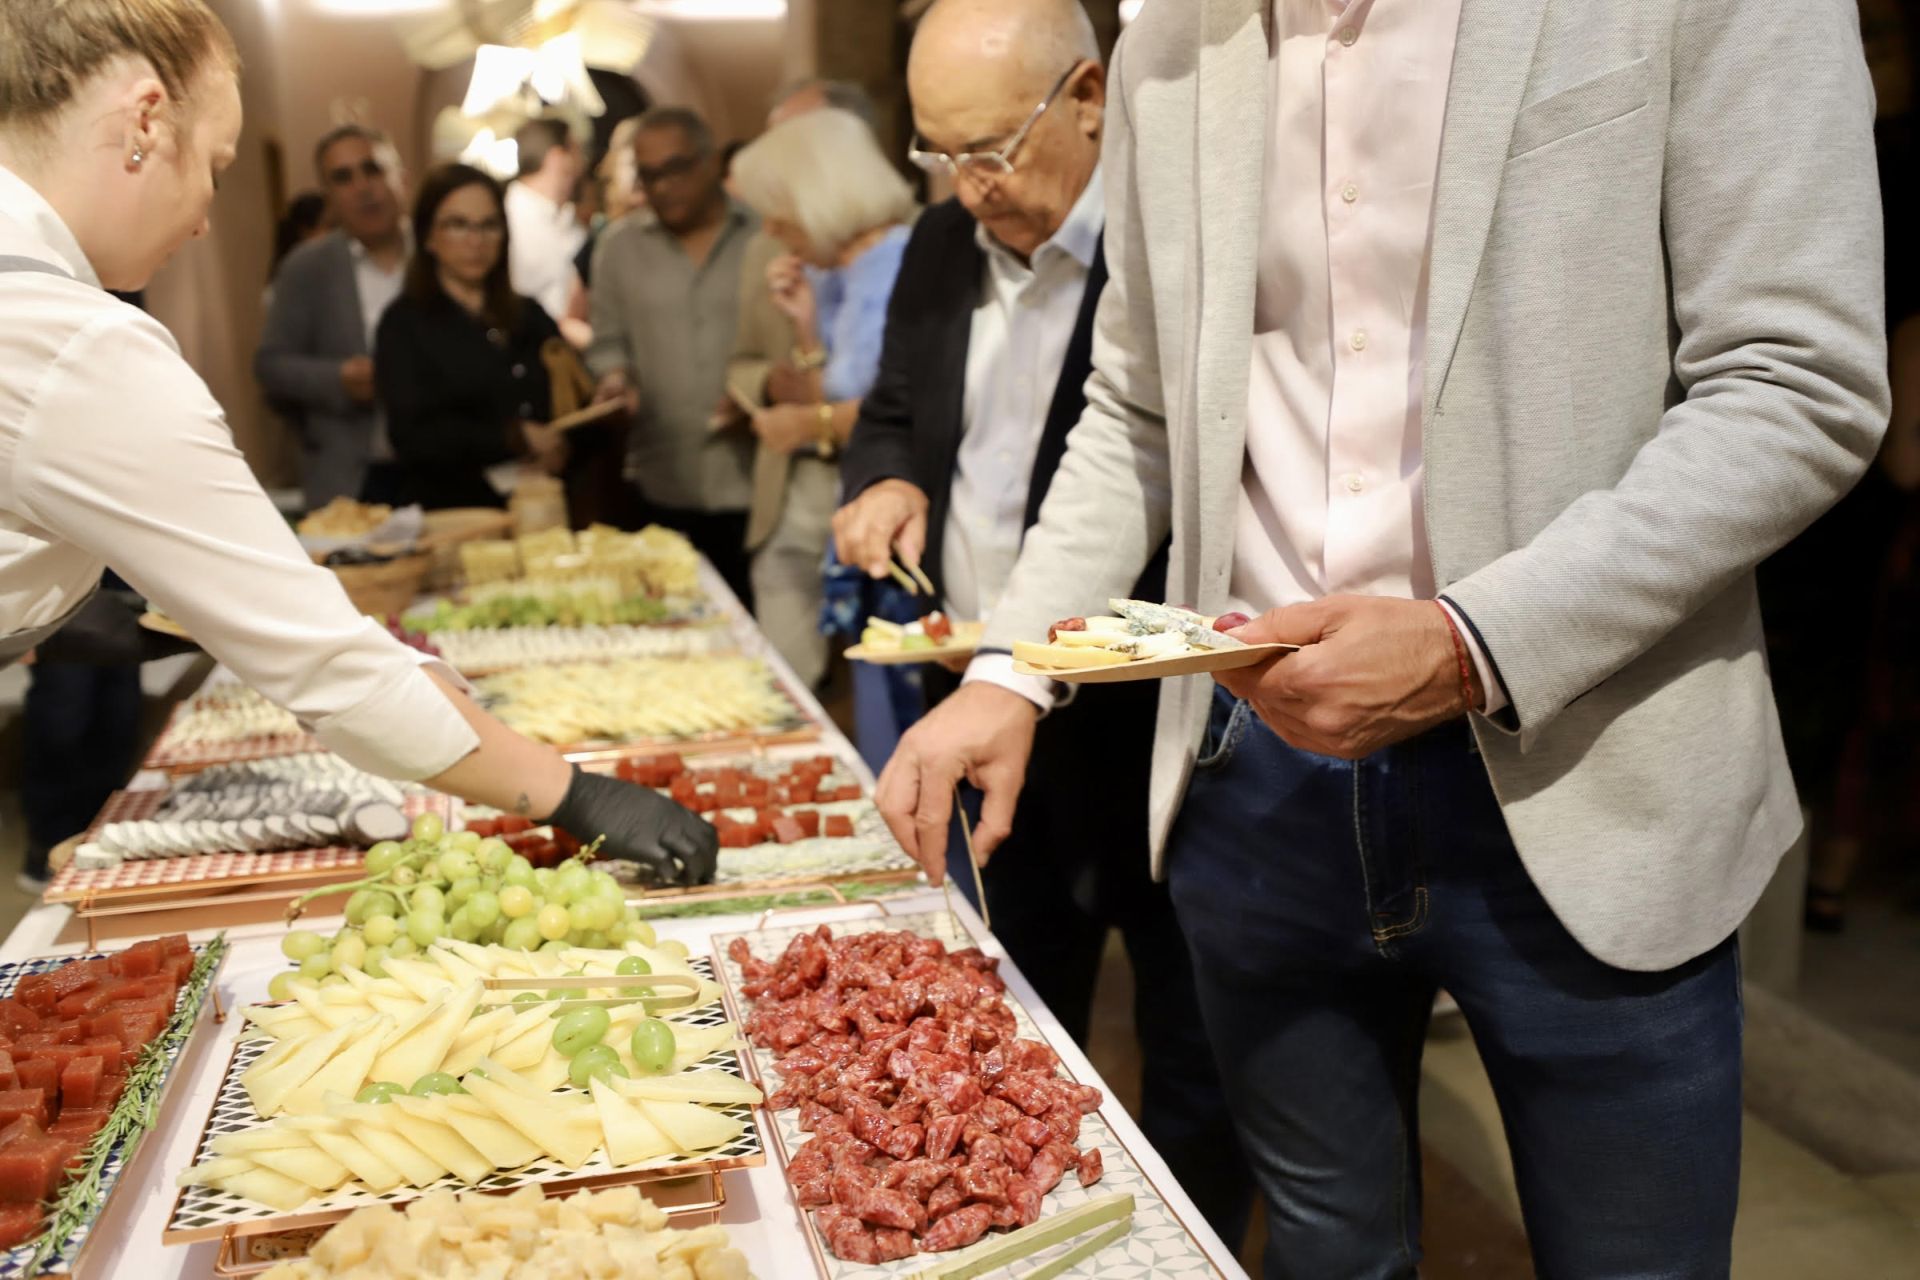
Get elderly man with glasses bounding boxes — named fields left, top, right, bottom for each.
left=588, top=106, right=760, bottom=607
left=832, top=0, right=1252, bottom=1247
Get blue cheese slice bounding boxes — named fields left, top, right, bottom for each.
left=1108, top=599, right=1244, bottom=651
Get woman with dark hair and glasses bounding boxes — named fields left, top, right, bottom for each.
left=372, top=163, right=567, bottom=509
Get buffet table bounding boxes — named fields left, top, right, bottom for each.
left=0, top=554, right=1248, bottom=1279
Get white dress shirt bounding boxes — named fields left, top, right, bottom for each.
left=1235, top=0, right=1502, bottom=710
left=505, top=181, right=586, bottom=323
left=348, top=235, right=405, bottom=463
left=944, top=167, right=1105, bottom=625
left=0, top=164, right=479, bottom=780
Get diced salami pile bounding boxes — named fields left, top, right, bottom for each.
left=729, top=926, right=1105, bottom=1263
left=0, top=935, right=192, bottom=1248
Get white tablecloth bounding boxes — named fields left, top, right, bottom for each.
left=0, top=559, right=1247, bottom=1278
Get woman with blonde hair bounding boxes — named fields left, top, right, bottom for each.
left=0, top=0, right=715, bottom=885
left=728, top=106, right=915, bottom=688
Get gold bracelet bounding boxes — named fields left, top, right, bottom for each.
left=814, top=403, right=837, bottom=460
left=791, top=345, right=827, bottom=372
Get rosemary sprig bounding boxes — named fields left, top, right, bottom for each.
left=21, top=934, right=228, bottom=1277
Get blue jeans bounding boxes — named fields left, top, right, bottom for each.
left=1166, top=689, right=1742, bottom=1279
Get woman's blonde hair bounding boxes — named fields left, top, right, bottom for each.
left=731, top=108, right=915, bottom=262
left=0, top=0, right=239, bottom=136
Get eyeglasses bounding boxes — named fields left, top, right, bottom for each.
left=637, top=153, right=703, bottom=188
left=434, top=216, right=503, bottom=238
left=908, top=62, right=1082, bottom=181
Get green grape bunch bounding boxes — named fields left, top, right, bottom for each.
left=272, top=813, right=660, bottom=996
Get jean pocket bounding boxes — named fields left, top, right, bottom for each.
left=1193, top=692, right=1251, bottom=771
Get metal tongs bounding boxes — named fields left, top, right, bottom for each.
left=888, top=556, right=936, bottom=597
left=909, top=1192, right=1135, bottom=1279
left=941, top=784, right=993, bottom=935
left=479, top=971, right=704, bottom=1013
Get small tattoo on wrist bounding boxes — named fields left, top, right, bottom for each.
left=512, top=792, right=532, bottom=816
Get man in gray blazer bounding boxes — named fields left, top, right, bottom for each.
left=256, top=125, right=408, bottom=508
left=874, top=0, right=1890, bottom=1273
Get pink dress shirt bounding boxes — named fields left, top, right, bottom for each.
left=1234, top=0, right=1505, bottom=711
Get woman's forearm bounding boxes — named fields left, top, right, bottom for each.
left=419, top=667, right=575, bottom=819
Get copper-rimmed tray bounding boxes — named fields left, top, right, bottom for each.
left=43, top=790, right=454, bottom=907
left=708, top=911, right=1229, bottom=1280
left=163, top=956, right=767, bottom=1249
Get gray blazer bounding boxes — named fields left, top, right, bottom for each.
left=980, top=0, right=1891, bottom=971
left=255, top=231, right=380, bottom=508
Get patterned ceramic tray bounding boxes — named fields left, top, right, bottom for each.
left=0, top=940, right=224, bottom=1278
left=164, top=956, right=766, bottom=1245
left=709, top=912, right=1226, bottom=1280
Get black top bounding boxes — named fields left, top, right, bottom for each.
left=373, top=290, right=559, bottom=510
left=838, top=197, right=1169, bottom=901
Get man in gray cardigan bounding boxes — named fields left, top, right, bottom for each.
left=256, top=125, right=408, bottom=508
left=868, top=0, right=1890, bottom=1273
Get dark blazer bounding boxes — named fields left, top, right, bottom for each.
left=372, top=291, right=559, bottom=511
left=840, top=197, right=1167, bottom=917
left=255, top=232, right=381, bottom=508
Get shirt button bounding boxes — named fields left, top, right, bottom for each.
left=1349, top=329, right=1369, bottom=352
left=1341, top=183, right=1359, bottom=204
left=1337, top=25, right=1358, bottom=46
left=1344, top=473, right=1365, bottom=494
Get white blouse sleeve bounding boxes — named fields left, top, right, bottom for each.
left=13, top=310, right=480, bottom=780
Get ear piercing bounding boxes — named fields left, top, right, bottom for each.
left=131, top=145, right=145, bottom=167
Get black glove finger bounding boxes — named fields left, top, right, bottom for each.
left=661, top=826, right=717, bottom=886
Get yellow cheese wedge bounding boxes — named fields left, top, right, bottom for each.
left=590, top=1077, right=675, bottom=1167
left=1010, top=640, right=1130, bottom=669
left=250, top=1145, right=352, bottom=1192
left=389, top=1111, right=493, bottom=1185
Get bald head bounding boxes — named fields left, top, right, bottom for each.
left=910, top=0, right=1098, bottom=107
left=907, top=0, right=1105, bottom=260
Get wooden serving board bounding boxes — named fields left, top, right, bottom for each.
left=1012, top=641, right=1296, bottom=683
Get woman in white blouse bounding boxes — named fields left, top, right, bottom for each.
left=0, top=0, right=714, bottom=886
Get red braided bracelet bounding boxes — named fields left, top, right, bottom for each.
left=1433, top=600, right=1476, bottom=710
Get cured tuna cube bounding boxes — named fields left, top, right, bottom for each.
left=91, top=1076, right=125, bottom=1111
left=155, top=935, right=190, bottom=957
left=771, top=816, right=807, bottom=844
left=113, top=1011, right=165, bottom=1055
left=46, top=1022, right=82, bottom=1046
left=794, top=810, right=822, bottom=838
left=0, top=1091, right=50, bottom=1131
left=0, top=1001, right=40, bottom=1037
left=59, top=1057, right=102, bottom=1110
left=11, top=979, right=53, bottom=1016
left=0, top=1052, right=15, bottom=1093
left=12, top=1062, right=56, bottom=1098
left=47, top=1109, right=107, bottom=1141
left=79, top=1038, right=123, bottom=1070
left=162, top=955, right=193, bottom=984
left=824, top=814, right=855, bottom=839
left=0, top=1117, right=43, bottom=1151
left=107, top=944, right=160, bottom=979
left=0, top=1202, right=43, bottom=1249
left=54, top=989, right=108, bottom=1019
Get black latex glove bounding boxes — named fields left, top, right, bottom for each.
left=549, top=765, right=718, bottom=887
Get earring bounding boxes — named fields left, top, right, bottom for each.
left=130, top=145, right=144, bottom=167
